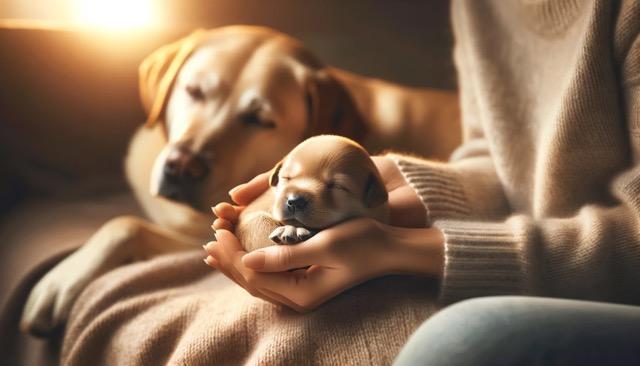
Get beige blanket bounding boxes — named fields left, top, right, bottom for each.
left=61, top=251, right=439, bottom=365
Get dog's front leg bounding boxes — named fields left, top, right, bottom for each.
left=20, top=215, right=202, bottom=336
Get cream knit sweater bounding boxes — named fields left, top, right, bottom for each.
left=391, top=0, right=640, bottom=304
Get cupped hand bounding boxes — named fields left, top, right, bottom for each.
left=205, top=218, right=397, bottom=312
left=206, top=155, right=435, bottom=312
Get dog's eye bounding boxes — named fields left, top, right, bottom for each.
left=240, top=112, right=276, bottom=129
left=327, top=181, right=350, bottom=193
left=186, top=85, right=205, bottom=101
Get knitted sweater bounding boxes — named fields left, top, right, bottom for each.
left=391, top=0, right=640, bottom=304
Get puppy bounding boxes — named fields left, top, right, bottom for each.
left=236, top=135, right=388, bottom=252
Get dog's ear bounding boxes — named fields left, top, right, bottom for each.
left=363, top=172, right=388, bottom=208
left=269, top=161, right=283, bottom=187
left=304, top=69, right=368, bottom=141
left=139, top=29, right=207, bottom=128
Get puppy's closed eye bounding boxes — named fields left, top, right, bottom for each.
left=326, top=180, right=350, bottom=193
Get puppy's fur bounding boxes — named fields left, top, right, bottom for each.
left=21, top=26, right=459, bottom=336
left=236, top=135, right=388, bottom=252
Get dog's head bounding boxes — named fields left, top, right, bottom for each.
left=269, top=135, right=387, bottom=229
left=139, top=26, right=367, bottom=211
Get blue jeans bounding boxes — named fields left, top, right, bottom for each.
left=394, top=296, right=640, bottom=366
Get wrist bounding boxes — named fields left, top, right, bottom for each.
left=384, top=226, right=444, bottom=277
left=388, top=185, right=427, bottom=228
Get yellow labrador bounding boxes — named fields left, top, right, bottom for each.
left=21, top=26, right=460, bottom=335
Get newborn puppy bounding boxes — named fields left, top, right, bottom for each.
left=236, top=135, right=389, bottom=252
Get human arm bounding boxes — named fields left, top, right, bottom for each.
left=206, top=218, right=444, bottom=312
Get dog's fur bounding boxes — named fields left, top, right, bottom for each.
left=21, top=26, right=459, bottom=335
left=236, top=135, right=388, bottom=252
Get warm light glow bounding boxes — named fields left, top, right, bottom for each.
left=75, top=0, right=155, bottom=29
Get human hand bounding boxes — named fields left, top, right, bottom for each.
left=205, top=218, right=393, bottom=312
left=204, top=217, right=444, bottom=312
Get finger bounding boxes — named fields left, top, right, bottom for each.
left=213, top=218, right=233, bottom=231
left=241, top=240, right=326, bottom=272
left=212, top=202, right=239, bottom=221
left=204, top=255, right=218, bottom=268
left=213, top=230, right=290, bottom=305
left=203, top=241, right=217, bottom=256
left=214, top=230, right=260, bottom=290
left=216, top=229, right=245, bottom=253
left=229, top=171, right=270, bottom=205
left=207, top=239, right=247, bottom=289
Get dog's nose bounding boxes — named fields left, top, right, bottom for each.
left=286, top=194, right=309, bottom=212
left=164, top=148, right=209, bottom=181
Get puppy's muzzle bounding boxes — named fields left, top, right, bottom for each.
left=286, top=194, right=309, bottom=213
left=157, top=147, right=210, bottom=207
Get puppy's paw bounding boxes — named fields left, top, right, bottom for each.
left=269, top=225, right=313, bottom=244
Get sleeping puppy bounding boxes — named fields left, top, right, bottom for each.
left=236, top=135, right=388, bottom=252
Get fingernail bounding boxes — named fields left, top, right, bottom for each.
left=204, top=257, right=216, bottom=267
left=228, top=184, right=244, bottom=197
left=204, top=242, right=215, bottom=251
left=211, top=224, right=216, bottom=232
left=243, top=250, right=265, bottom=269
left=211, top=206, right=217, bottom=215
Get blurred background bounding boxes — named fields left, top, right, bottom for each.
left=0, top=0, right=454, bottom=306
left=0, top=2, right=454, bottom=362
left=0, top=0, right=455, bottom=214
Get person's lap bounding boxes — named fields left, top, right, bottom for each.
left=394, top=296, right=640, bottom=366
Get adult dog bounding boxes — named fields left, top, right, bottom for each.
left=21, top=26, right=460, bottom=335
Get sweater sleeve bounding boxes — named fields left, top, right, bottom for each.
left=389, top=140, right=640, bottom=306
left=434, top=169, right=640, bottom=305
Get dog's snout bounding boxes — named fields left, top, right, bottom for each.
left=164, top=148, right=209, bottom=181
left=286, top=194, right=309, bottom=212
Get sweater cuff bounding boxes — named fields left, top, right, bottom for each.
left=433, top=219, right=529, bottom=304
left=387, top=154, right=471, bottom=226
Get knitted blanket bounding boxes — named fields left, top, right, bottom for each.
left=61, top=251, right=439, bottom=365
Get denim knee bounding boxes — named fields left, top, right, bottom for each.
left=394, top=296, right=640, bottom=366
left=395, top=296, right=527, bottom=366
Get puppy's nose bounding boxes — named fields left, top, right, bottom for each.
left=286, top=194, right=309, bottom=212
left=164, top=148, right=209, bottom=181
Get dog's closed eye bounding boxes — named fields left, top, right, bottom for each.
left=186, top=85, right=205, bottom=101
left=240, top=111, right=276, bottom=129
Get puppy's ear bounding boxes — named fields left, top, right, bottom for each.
left=269, top=162, right=283, bottom=187
left=363, top=172, right=388, bottom=208
left=139, top=29, right=207, bottom=128
left=304, top=69, right=368, bottom=141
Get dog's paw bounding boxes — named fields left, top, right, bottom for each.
left=269, top=225, right=313, bottom=244
left=20, top=251, right=95, bottom=337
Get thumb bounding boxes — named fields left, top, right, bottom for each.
left=229, top=171, right=270, bottom=205
left=242, top=243, right=324, bottom=272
